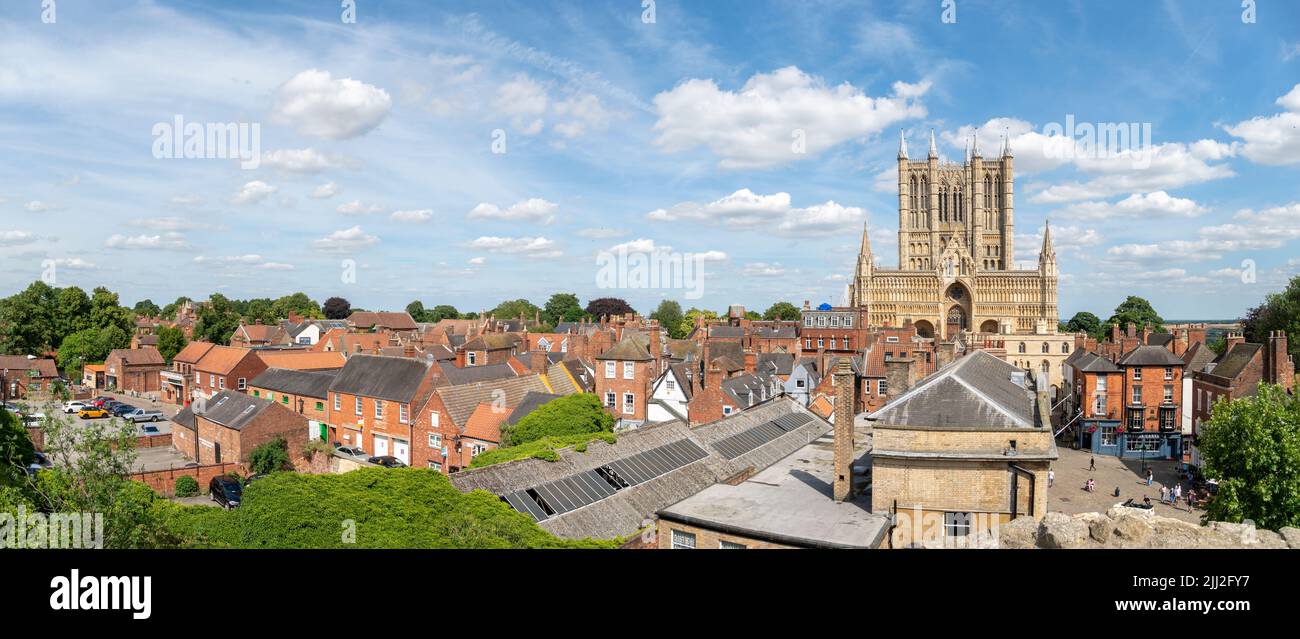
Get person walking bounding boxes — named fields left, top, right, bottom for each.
left=1160, top=485, right=1169, bottom=504
left=1146, top=469, right=1153, bottom=486
left=1089, top=456, right=1096, bottom=472
left=1048, top=469, right=1055, bottom=488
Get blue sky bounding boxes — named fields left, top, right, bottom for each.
left=1, top=0, right=1298, bottom=320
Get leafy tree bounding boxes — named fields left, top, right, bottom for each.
left=0, top=409, right=36, bottom=488
left=1241, top=274, right=1300, bottom=363
left=501, top=393, right=615, bottom=447
left=1064, top=311, right=1103, bottom=338
left=585, top=297, right=634, bottom=319
left=429, top=305, right=460, bottom=322
left=1104, top=295, right=1165, bottom=335
left=323, top=296, right=351, bottom=320
left=542, top=293, right=584, bottom=326
left=244, top=298, right=277, bottom=325
left=156, top=325, right=187, bottom=363
left=54, top=286, right=93, bottom=343
left=272, top=292, right=322, bottom=320
left=0, top=280, right=58, bottom=354
left=462, top=311, right=479, bottom=320
left=406, top=300, right=429, bottom=322
left=1198, top=385, right=1300, bottom=530
left=90, top=286, right=134, bottom=335
left=132, top=299, right=161, bottom=317
left=471, top=432, right=618, bottom=468
left=649, top=300, right=685, bottom=338
left=249, top=436, right=292, bottom=475
left=678, top=307, right=718, bottom=338
left=160, top=296, right=191, bottom=320
left=763, top=302, right=801, bottom=321
left=490, top=298, right=540, bottom=321
left=55, top=326, right=130, bottom=377
left=194, top=294, right=243, bottom=344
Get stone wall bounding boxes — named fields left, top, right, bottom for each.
left=999, top=506, right=1300, bottom=549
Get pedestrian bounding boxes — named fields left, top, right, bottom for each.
left=1160, top=485, right=1168, bottom=504
left=1089, top=456, right=1096, bottom=472
left=1113, top=486, right=1121, bottom=498
left=1048, top=469, right=1054, bottom=488
left=1146, top=469, right=1153, bottom=486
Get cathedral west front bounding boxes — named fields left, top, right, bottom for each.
left=848, top=130, right=1058, bottom=340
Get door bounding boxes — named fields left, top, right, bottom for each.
left=374, top=435, right=389, bottom=457
left=392, top=438, right=409, bottom=465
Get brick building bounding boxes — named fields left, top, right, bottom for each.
left=0, top=356, right=59, bottom=399
left=161, top=341, right=214, bottom=405
left=1187, top=330, right=1295, bottom=468
left=104, top=347, right=165, bottom=394
left=247, top=368, right=338, bottom=442
left=189, top=345, right=267, bottom=401
left=595, top=336, right=655, bottom=427
left=1115, top=345, right=1185, bottom=461
left=171, top=390, right=309, bottom=466
left=415, top=374, right=551, bottom=473
left=325, top=354, right=438, bottom=463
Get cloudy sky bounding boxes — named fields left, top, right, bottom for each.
left=1, top=0, right=1298, bottom=320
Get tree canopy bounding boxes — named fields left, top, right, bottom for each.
left=132, top=299, right=161, bottom=317
left=490, top=298, right=540, bottom=321
left=248, top=436, right=292, bottom=475
left=193, top=294, right=243, bottom=344
left=156, top=325, right=187, bottom=363
left=1198, top=384, right=1300, bottom=530
left=649, top=300, right=685, bottom=339
left=763, top=301, right=801, bottom=321
left=323, top=296, right=352, bottom=320
left=542, top=293, right=584, bottom=326
left=501, top=393, right=615, bottom=447
left=1104, top=295, right=1165, bottom=334
left=1064, top=311, right=1103, bottom=338
left=1242, top=274, right=1300, bottom=363
left=585, top=297, right=634, bottom=319
left=55, top=325, right=131, bottom=376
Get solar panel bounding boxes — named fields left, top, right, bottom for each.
left=712, top=413, right=810, bottom=460
left=499, top=439, right=709, bottom=520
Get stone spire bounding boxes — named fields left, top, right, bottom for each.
left=898, top=129, right=908, bottom=159
left=1002, top=128, right=1013, bottom=157
left=972, top=126, right=980, bottom=157
left=964, top=138, right=970, bottom=162
left=1038, top=219, right=1057, bottom=277
left=859, top=220, right=872, bottom=256
left=1040, top=219, right=1054, bottom=256
left=928, top=129, right=937, bottom=158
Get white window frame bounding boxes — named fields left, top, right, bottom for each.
left=428, top=433, right=442, bottom=449
left=623, top=361, right=634, bottom=379
left=334, top=393, right=341, bottom=411
left=467, top=352, right=477, bottom=366
left=399, top=403, right=409, bottom=424
left=605, top=392, right=616, bottom=408
left=622, top=392, right=635, bottom=415
left=671, top=529, right=697, bottom=549
left=605, top=361, right=616, bottom=379
left=355, top=396, right=363, bottom=416
left=430, top=411, right=440, bottom=428
left=237, top=377, right=246, bottom=391
left=375, top=399, right=384, bottom=420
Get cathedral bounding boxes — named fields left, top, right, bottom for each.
left=848, top=130, right=1058, bottom=340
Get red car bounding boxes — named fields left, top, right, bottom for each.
left=90, top=397, right=113, bottom=408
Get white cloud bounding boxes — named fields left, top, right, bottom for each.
left=337, top=199, right=384, bottom=215
left=194, top=254, right=263, bottom=265
left=652, top=67, right=929, bottom=169
left=258, top=262, right=295, bottom=271
left=48, top=257, right=96, bottom=270
left=468, top=236, right=561, bottom=258
left=1057, top=191, right=1206, bottom=220
left=1031, top=141, right=1235, bottom=203
left=648, top=189, right=865, bottom=237
left=231, top=180, right=277, bottom=205
left=553, top=93, right=618, bottom=138
left=390, top=209, right=433, bottom=223
left=105, top=233, right=188, bottom=250
left=270, top=69, right=392, bottom=140
left=132, top=217, right=213, bottom=231
left=740, top=262, right=787, bottom=277
left=468, top=198, right=558, bottom=224
left=25, top=200, right=52, bottom=212
left=170, top=195, right=202, bottom=207
left=310, top=182, right=339, bottom=199
left=1221, top=83, right=1300, bottom=166
left=1103, top=203, right=1300, bottom=264
left=261, top=148, right=350, bottom=173
left=496, top=75, right=549, bottom=135
left=312, top=226, right=379, bottom=252
left=577, top=227, right=627, bottom=239
left=0, top=230, right=36, bottom=246
left=468, top=256, right=486, bottom=265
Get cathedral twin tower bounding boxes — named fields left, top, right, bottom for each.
left=848, top=130, right=1058, bottom=341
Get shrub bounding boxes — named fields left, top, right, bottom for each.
left=248, top=436, right=292, bottom=475
left=470, top=432, right=617, bottom=469
left=174, top=475, right=199, bottom=498
left=502, top=393, right=614, bottom=446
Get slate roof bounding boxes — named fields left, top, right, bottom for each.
left=666, top=362, right=697, bottom=401
left=462, top=333, right=522, bottom=351
left=665, top=339, right=700, bottom=361
left=449, top=398, right=829, bottom=540
left=439, top=362, right=519, bottom=386
left=1182, top=341, right=1217, bottom=374
left=190, top=390, right=277, bottom=431
left=108, top=347, right=164, bottom=366
left=721, top=372, right=779, bottom=408
left=1147, top=332, right=1175, bottom=347
left=752, top=326, right=798, bottom=339
left=505, top=391, right=562, bottom=425
left=1117, top=345, right=1186, bottom=367
left=434, top=374, right=551, bottom=427
left=1064, top=347, right=1091, bottom=367
left=545, top=362, right=580, bottom=395
left=707, top=341, right=743, bottom=366
left=596, top=336, right=653, bottom=361
left=1210, top=342, right=1263, bottom=380
left=248, top=368, right=337, bottom=399
left=1074, top=352, right=1121, bottom=373
left=708, top=325, right=744, bottom=339
left=558, top=359, right=594, bottom=392
left=869, top=350, right=1041, bottom=429
left=755, top=352, right=795, bottom=376
left=328, top=354, right=431, bottom=402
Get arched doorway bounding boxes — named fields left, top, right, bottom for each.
left=914, top=320, right=935, bottom=339
left=946, top=306, right=967, bottom=338
left=979, top=319, right=999, bottom=334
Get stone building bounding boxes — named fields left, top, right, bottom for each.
left=848, top=131, right=1058, bottom=339
left=870, top=350, right=1057, bottom=547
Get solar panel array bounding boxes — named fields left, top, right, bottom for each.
left=502, top=439, right=709, bottom=522
left=711, top=412, right=813, bottom=460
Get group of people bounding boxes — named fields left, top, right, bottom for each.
left=1159, top=483, right=1188, bottom=509
left=1079, top=455, right=1197, bottom=512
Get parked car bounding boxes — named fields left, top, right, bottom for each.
left=0, top=402, right=20, bottom=413
left=335, top=445, right=366, bottom=457
left=63, top=401, right=88, bottom=414
left=26, top=452, right=53, bottom=476
left=109, top=403, right=137, bottom=417
left=123, top=408, right=163, bottom=423
left=78, top=408, right=110, bottom=419
left=89, top=397, right=113, bottom=408
left=209, top=476, right=242, bottom=509
left=368, top=456, right=407, bottom=468
left=21, top=413, right=46, bottom=427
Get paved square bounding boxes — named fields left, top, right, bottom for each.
left=1048, top=444, right=1205, bottom=524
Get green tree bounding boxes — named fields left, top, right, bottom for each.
left=323, top=296, right=351, bottom=319
left=649, top=300, right=685, bottom=338
left=160, top=296, right=191, bottom=320
left=194, top=294, right=243, bottom=344
left=406, top=300, right=429, bottom=322
left=585, top=297, right=634, bottom=319
left=55, top=326, right=130, bottom=377
left=429, top=305, right=460, bottom=322
left=1198, top=385, right=1300, bottom=530
left=244, top=298, right=277, bottom=325
left=1241, top=274, right=1300, bottom=363
left=1104, top=296, right=1165, bottom=335
left=678, top=307, right=718, bottom=338
left=54, top=285, right=93, bottom=344
left=501, top=393, right=615, bottom=447
left=90, top=286, right=133, bottom=335
left=0, top=409, right=36, bottom=488
left=1064, top=311, right=1103, bottom=338
left=272, top=292, right=322, bottom=320
left=156, top=325, right=187, bottom=363
left=0, top=280, right=59, bottom=354
left=132, top=299, right=161, bottom=317
left=542, top=293, right=584, bottom=326
left=249, top=436, right=292, bottom=475
left=490, top=298, right=540, bottom=321
left=174, top=475, right=199, bottom=498
left=763, top=301, right=801, bottom=321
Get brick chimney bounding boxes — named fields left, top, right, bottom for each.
left=743, top=349, right=756, bottom=373
left=1225, top=330, right=1245, bottom=353
left=530, top=350, right=548, bottom=374
left=1267, top=331, right=1295, bottom=392
left=1126, top=322, right=1136, bottom=339
left=455, top=348, right=466, bottom=368
left=403, top=342, right=415, bottom=358
left=1110, top=323, right=1121, bottom=344
left=832, top=358, right=855, bottom=502
left=1140, top=324, right=1151, bottom=345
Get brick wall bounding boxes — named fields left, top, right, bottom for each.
left=130, top=462, right=246, bottom=496
left=656, top=520, right=796, bottom=550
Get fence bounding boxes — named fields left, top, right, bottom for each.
left=130, top=462, right=247, bottom=496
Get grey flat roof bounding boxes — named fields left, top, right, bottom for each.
left=657, top=425, right=889, bottom=549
